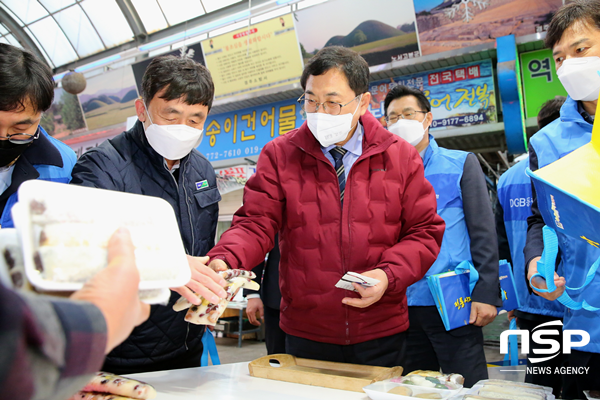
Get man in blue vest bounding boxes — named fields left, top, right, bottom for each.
left=384, top=85, right=501, bottom=387
left=0, top=43, right=76, bottom=228
left=524, top=1, right=600, bottom=397
left=496, top=96, right=566, bottom=395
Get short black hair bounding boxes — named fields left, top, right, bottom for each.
left=142, top=55, right=214, bottom=110
left=383, top=85, right=431, bottom=116
left=300, top=46, right=369, bottom=96
left=0, top=43, right=54, bottom=113
left=537, top=96, right=566, bottom=129
left=545, top=0, right=600, bottom=49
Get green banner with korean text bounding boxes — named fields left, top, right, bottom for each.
left=520, top=49, right=568, bottom=119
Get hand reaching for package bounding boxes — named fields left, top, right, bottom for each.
left=171, top=256, right=228, bottom=306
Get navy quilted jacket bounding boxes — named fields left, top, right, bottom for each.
left=71, top=120, right=220, bottom=371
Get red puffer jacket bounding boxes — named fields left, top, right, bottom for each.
left=208, top=111, right=444, bottom=345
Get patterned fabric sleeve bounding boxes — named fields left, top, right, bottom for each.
left=0, top=283, right=107, bottom=400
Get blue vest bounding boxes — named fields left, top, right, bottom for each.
left=407, top=137, right=471, bottom=306
left=530, top=96, right=600, bottom=353
left=497, top=158, right=564, bottom=318
left=0, top=128, right=75, bottom=228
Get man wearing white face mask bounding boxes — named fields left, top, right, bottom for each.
left=384, top=85, right=500, bottom=387
left=524, top=1, right=600, bottom=397
left=71, top=55, right=228, bottom=375
left=206, top=46, right=445, bottom=367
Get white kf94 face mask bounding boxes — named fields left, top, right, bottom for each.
left=388, top=118, right=428, bottom=146
left=306, top=95, right=362, bottom=147
left=557, top=56, right=600, bottom=101
left=143, top=104, right=204, bottom=160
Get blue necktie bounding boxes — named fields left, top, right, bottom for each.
left=329, top=146, right=348, bottom=204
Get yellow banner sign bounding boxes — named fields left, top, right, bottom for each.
left=202, top=14, right=303, bottom=100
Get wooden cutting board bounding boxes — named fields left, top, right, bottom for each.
left=248, top=354, right=403, bottom=392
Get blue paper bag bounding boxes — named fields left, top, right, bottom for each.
left=497, top=260, right=520, bottom=313
left=427, top=260, right=479, bottom=331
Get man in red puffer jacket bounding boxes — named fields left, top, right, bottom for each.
left=207, top=46, right=445, bottom=367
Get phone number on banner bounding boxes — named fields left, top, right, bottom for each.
left=205, top=145, right=262, bottom=161
left=431, top=113, right=487, bottom=128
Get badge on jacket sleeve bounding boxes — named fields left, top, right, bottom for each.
left=195, top=180, right=209, bottom=190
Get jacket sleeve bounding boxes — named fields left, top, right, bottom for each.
left=0, top=283, right=107, bottom=400
left=375, top=148, right=445, bottom=294
left=461, top=154, right=502, bottom=306
left=243, top=262, right=265, bottom=298
left=207, top=141, right=284, bottom=270
left=524, top=146, right=545, bottom=269
left=70, top=148, right=123, bottom=191
left=495, top=196, right=512, bottom=264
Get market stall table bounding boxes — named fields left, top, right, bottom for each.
left=126, top=362, right=370, bottom=400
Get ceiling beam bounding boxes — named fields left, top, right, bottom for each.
left=0, top=7, right=49, bottom=66
left=53, top=0, right=272, bottom=74
left=115, top=0, right=147, bottom=39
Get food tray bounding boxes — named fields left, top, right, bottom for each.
left=12, top=180, right=191, bottom=292
left=463, top=379, right=555, bottom=400
left=248, top=354, right=403, bottom=392
left=363, top=380, right=463, bottom=400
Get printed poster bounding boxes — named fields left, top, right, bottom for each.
left=78, top=67, right=139, bottom=131
left=295, top=0, right=420, bottom=66
left=520, top=49, right=567, bottom=119
left=414, top=0, right=563, bottom=56
left=42, top=87, right=87, bottom=140
left=368, top=59, right=497, bottom=130
left=199, top=98, right=303, bottom=162
left=201, top=14, right=304, bottom=100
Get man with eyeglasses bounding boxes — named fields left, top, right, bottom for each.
left=0, top=44, right=151, bottom=399
left=206, top=46, right=445, bottom=366
left=384, top=85, right=501, bottom=387
left=0, top=43, right=76, bottom=228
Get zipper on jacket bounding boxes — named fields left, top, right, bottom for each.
left=184, top=323, right=190, bottom=351
left=181, top=157, right=195, bottom=256
left=344, top=167, right=352, bottom=344
left=296, top=145, right=379, bottom=344
left=167, top=158, right=195, bottom=350
left=165, top=162, right=179, bottom=189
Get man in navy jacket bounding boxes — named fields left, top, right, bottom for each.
left=71, top=55, right=227, bottom=374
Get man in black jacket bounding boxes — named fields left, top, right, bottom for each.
left=244, top=234, right=286, bottom=355
left=71, top=55, right=227, bottom=374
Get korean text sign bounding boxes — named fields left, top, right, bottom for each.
left=198, top=98, right=303, bottom=162
left=520, top=49, right=567, bottom=119
left=201, top=14, right=304, bottom=100
left=368, top=59, right=497, bottom=130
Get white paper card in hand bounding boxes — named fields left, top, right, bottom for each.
left=335, top=271, right=380, bottom=291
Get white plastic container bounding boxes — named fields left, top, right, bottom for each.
left=363, top=379, right=463, bottom=400
left=12, top=180, right=191, bottom=293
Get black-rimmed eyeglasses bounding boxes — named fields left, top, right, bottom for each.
left=0, top=126, right=41, bottom=144
left=297, top=94, right=361, bottom=116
